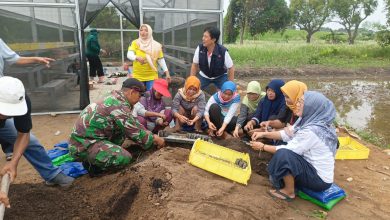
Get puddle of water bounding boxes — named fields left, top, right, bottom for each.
left=251, top=78, right=390, bottom=146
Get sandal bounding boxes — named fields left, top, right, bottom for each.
left=268, top=189, right=294, bottom=202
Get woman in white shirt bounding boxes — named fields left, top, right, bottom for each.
left=250, top=91, right=338, bottom=201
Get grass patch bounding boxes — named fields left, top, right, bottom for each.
left=226, top=40, right=390, bottom=69
left=355, top=130, right=390, bottom=149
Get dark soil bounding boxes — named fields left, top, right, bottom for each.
left=5, top=162, right=171, bottom=220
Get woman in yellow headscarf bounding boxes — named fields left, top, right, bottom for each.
left=127, top=24, right=171, bottom=90
left=171, top=76, right=206, bottom=132
left=233, top=81, right=265, bottom=138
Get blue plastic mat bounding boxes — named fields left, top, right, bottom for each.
left=48, top=141, right=88, bottom=178
left=298, top=183, right=346, bottom=204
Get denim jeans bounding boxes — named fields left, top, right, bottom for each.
left=143, top=80, right=154, bottom=91
left=0, top=119, right=61, bottom=181
left=198, top=74, right=228, bottom=90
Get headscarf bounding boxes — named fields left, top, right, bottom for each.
left=213, top=81, right=240, bottom=108
left=140, top=90, right=165, bottom=113
left=259, top=79, right=285, bottom=122
left=178, top=76, right=202, bottom=102
left=136, top=24, right=162, bottom=60
left=242, top=81, right=265, bottom=113
left=294, top=91, right=338, bottom=156
left=281, top=80, right=308, bottom=112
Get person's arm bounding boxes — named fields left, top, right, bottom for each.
left=1, top=132, right=30, bottom=182
left=236, top=104, right=249, bottom=128
left=250, top=141, right=277, bottom=154
left=171, top=93, right=181, bottom=116
left=144, top=111, right=165, bottom=119
left=15, top=57, right=55, bottom=68
left=224, top=51, right=234, bottom=81
left=227, top=66, right=235, bottom=81
left=190, top=46, right=200, bottom=76
left=204, top=97, right=217, bottom=130
left=251, top=99, right=263, bottom=126
left=157, top=58, right=170, bottom=82
left=123, top=114, right=155, bottom=149
left=190, top=63, right=199, bottom=76
left=223, top=102, right=240, bottom=125
left=251, top=130, right=282, bottom=141
left=127, top=50, right=136, bottom=61
left=195, top=92, right=206, bottom=118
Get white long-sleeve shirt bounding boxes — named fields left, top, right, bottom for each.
left=277, top=128, right=335, bottom=183
left=126, top=50, right=168, bottom=72
left=204, top=96, right=239, bottom=125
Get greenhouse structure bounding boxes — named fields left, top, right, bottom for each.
left=0, top=0, right=224, bottom=112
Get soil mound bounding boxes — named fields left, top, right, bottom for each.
left=5, top=140, right=286, bottom=220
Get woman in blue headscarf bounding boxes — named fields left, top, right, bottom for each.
left=250, top=91, right=338, bottom=201
left=244, top=79, right=285, bottom=133
left=204, top=81, right=240, bottom=138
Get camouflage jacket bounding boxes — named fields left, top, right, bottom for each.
left=69, top=90, right=154, bottom=152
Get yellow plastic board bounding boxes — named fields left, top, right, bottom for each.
left=336, top=136, right=370, bottom=160
left=188, top=139, right=252, bottom=185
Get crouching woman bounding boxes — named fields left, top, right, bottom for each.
left=250, top=91, right=337, bottom=201
left=204, top=81, right=240, bottom=138
left=172, top=76, right=206, bottom=132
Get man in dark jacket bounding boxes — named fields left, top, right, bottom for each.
left=190, top=27, right=235, bottom=90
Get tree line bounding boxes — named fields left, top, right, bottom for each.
left=224, top=0, right=379, bottom=45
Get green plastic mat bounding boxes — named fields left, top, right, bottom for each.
left=52, top=153, right=74, bottom=166
left=298, top=191, right=345, bottom=210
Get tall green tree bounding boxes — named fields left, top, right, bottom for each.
left=224, top=0, right=240, bottom=43
left=330, top=0, right=377, bottom=44
left=247, top=0, right=291, bottom=38
left=290, top=0, right=332, bottom=43
left=223, top=0, right=290, bottom=44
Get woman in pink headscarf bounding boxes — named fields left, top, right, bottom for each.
left=127, top=24, right=171, bottom=90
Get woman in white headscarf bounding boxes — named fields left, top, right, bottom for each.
left=127, top=24, right=171, bottom=90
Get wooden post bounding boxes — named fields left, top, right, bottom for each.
left=0, top=174, right=11, bottom=220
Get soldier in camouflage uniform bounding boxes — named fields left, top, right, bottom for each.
left=69, top=78, right=165, bottom=173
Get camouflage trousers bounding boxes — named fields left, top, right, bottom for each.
left=69, top=140, right=132, bottom=171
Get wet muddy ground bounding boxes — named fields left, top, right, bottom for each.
left=235, top=67, right=390, bottom=147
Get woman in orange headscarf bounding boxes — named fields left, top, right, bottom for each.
left=127, top=24, right=171, bottom=90
left=171, top=76, right=206, bottom=132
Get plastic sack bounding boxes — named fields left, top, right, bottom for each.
left=47, top=147, right=69, bottom=160
left=59, top=162, right=88, bottom=178
left=298, top=191, right=345, bottom=210
left=54, top=141, right=69, bottom=149
left=298, top=183, right=346, bottom=204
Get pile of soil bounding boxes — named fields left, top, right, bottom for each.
left=5, top=139, right=284, bottom=220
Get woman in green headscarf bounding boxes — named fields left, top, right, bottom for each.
left=233, top=81, right=265, bottom=138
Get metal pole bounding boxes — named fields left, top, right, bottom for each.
left=120, top=13, right=124, bottom=66
left=139, top=0, right=143, bottom=25
left=0, top=174, right=11, bottom=220
left=0, top=2, right=75, bottom=8
left=220, top=0, right=224, bottom=44
left=74, top=0, right=90, bottom=108
left=142, top=7, right=222, bottom=14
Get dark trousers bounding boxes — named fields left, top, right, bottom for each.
left=209, top=103, right=237, bottom=134
left=87, top=55, right=104, bottom=77
left=267, top=148, right=332, bottom=192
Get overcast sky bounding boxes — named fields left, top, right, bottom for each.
left=223, top=0, right=387, bottom=29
